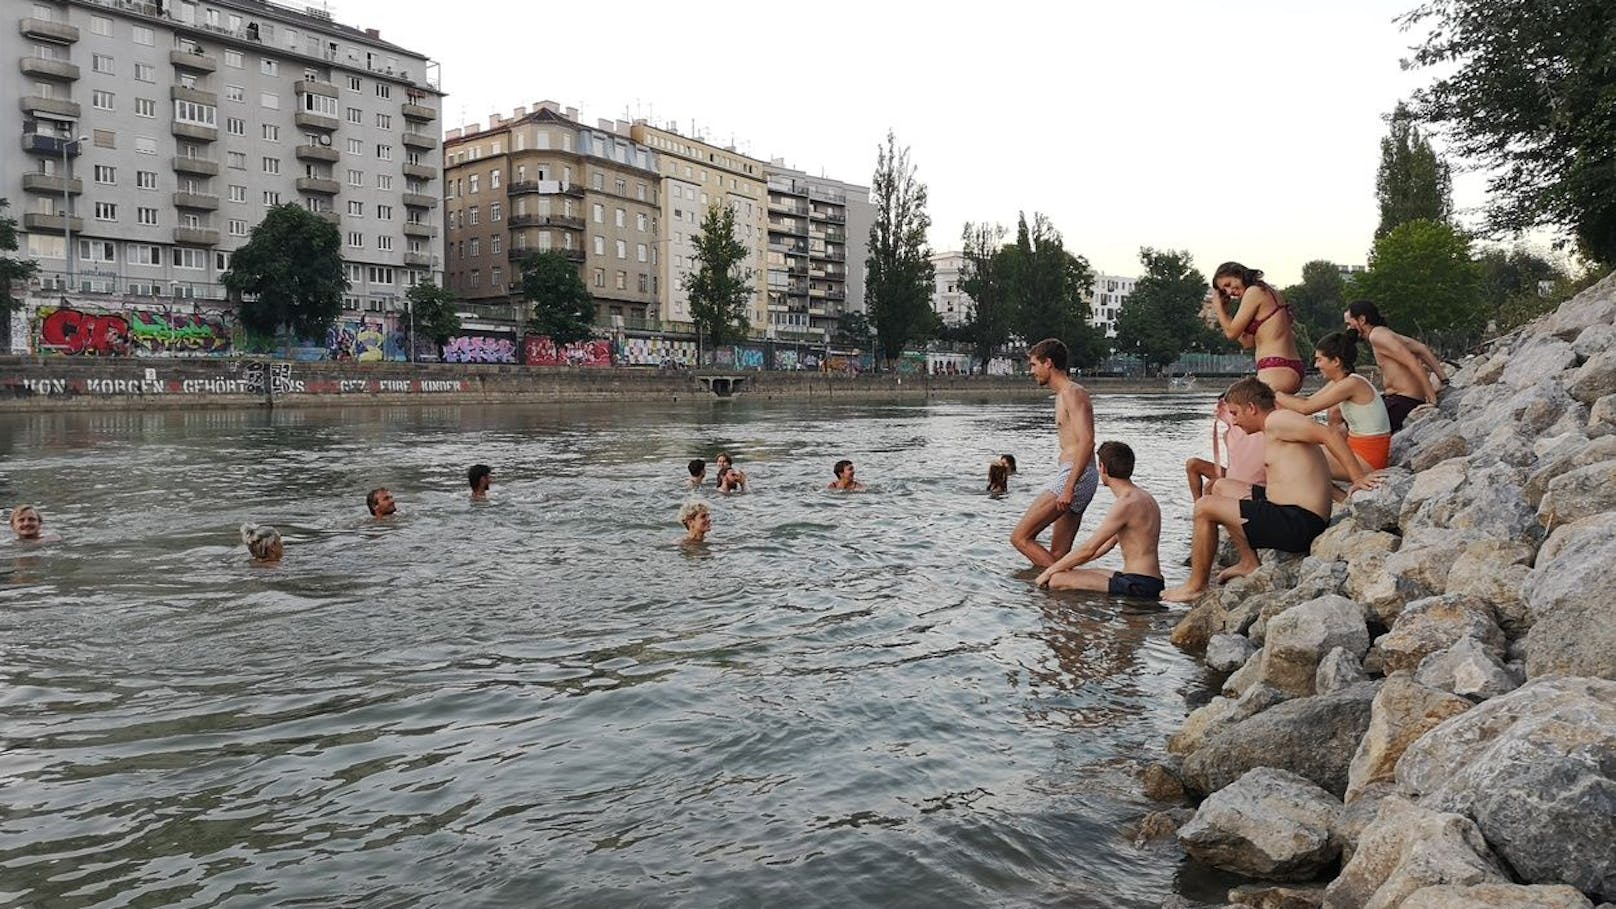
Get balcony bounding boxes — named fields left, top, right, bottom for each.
left=170, top=85, right=218, bottom=106
left=22, top=132, right=81, bottom=157
left=403, top=251, right=433, bottom=268
left=507, top=247, right=584, bottom=263
left=824, top=249, right=846, bottom=262
left=20, top=18, right=80, bottom=43
left=21, top=95, right=81, bottom=119
left=172, top=191, right=220, bottom=210
left=169, top=48, right=217, bottom=72
left=506, top=180, right=584, bottom=198
left=296, top=176, right=341, bottom=195
left=171, top=122, right=218, bottom=142
left=295, top=79, right=338, bottom=98
left=172, top=227, right=220, bottom=246
left=403, top=221, right=437, bottom=238
left=172, top=155, right=220, bottom=176
left=294, top=111, right=339, bottom=132
left=401, top=162, right=436, bottom=181
left=401, top=102, right=436, bottom=122
left=22, top=212, right=82, bottom=233
left=19, top=57, right=80, bottom=81
left=401, top=131, right=438, bottom=150
left=21, top=173, right=82, bottom=195
left=402, top=192, right=438, bottom=208
left=295, top=143, right=339, bottom=163
left=510, top=213, right=584, bottom=230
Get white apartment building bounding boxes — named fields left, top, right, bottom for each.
left=762, top=164, right=871, bottom=342
left=3, top=0, right=443, bottom=331
left=1088, top=273, right=1135, bottom=338
left=930, top=250, right=969, bottom=327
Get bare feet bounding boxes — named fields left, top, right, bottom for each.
left=1216, top=559, right=1261, bottom=584
left=1161, top=584, right=1206, bottom=604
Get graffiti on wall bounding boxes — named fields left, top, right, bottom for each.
left=325, top=321, right=404, bottom=362
left=523, top=335, right=612, bottom=367
left=38, top=305, right=236, bottom=358
left=442, top=333, right=517, bottom=364
left=615, top=336, right=696, bottom=367
left=36, top=306, right=134, bottom=356
left=127, top=310, right=235, bottom=356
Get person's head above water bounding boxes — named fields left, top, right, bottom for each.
left=1314, top=331, right=1359, bottom=376
left=9, top=505, right=42, bottom=540
left=688, top=458, right=706, bottom=479
left=988, top=462, right=1008, bottom=493
left=834, top=459, right=855, bottom=480
left=366, top=487, right=396, bottom=517
left=240, top=523, right=283, bottom=562
left=1096, top=440, right=1136, bottom=481
left=678, top=500, right=711, bottom=541
left=467, top=464, right=492, bottom=495
left=999, top=453, right=1017, bottom=474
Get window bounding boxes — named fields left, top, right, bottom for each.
left=616, top=271, right=627, bottom=290
left=173, top=248, right=207, bottom=269
left=262, top=124, right=280, bottom=141
left=347, top=200, right=364, bottom=216
left=345, top=263, right=363, bottom=283
left=615, top=178, right=626, bottom=195
left=490, top=202, right=501, bottom=222
left=135, top=136, right=157, bottom=155
left=593, top=236, right=605, bottom=256
left=637, top=183, right=647, bottom=201
left=375, top=113, right=391, bottom=129
left=224, top=50, right=243, bottom=68
left=226, top=84, right=245, bottom=103
left=90, top=15, right=111, bottom=35
left=348, top=231, right=363, bottom=248
left=377, top=236, right=393, bottom=251
left=346, top=75, right=361, bottom=92
left=132, top=25, right=154, bottom=45
left=262, top=157, right=280, bottom=175
left=468, top=174, right=479, bottom=194
left=491, top=169, right=501, bottom=189
left=616, top=239, right=627, bottom=260
left=368, top=265, right=395, bottom=284
left=260, top=92, right=279, bottom=110
left=127, top=244, right=161, bottom=265
left=346, top=107, right=363, bottom=124
left=94, top=165, right=116, bottom=185
left=376, top=204, right=392, bottom=220
left=492, top=266, right=503, bottom=287
left=77, top=239, right=115, bottom=263
left=263, top=190, right=281, bottom=205
left=302, top=93, right=337, bottom=117
left=637, top=212, right=647, bottom=232
left=92, top=90, right=115, bottom=111
left=592, top=173, right=604, bottom=190
left=347, top=169, right=363, bottom=186
left=228, top=151, right=247, bottom=169
left=226, top=116, right=245, bottom=135
left=638, top=274, right=648, bottom=293
left=174, top=100, right=216, bottom=126
left=468, top=206, right=479, bottom=226
left=469, top=237, right=480, bottom=257
left=637, top=243, right=647, bottom=263
left=615, top=208, right=626, bottom=228
left=229, top=184, right=246, bottom=203
left=593, top=268, right=604, bottom=288
left=593, top=204, right=603, bottom=223
left=136, top=171, right=158, bottom=190
left=94, top=202, right=117, bottom=221
left=346, top=138, right=363, bottom=155
left=491, top=235, right=501, bottom=255
left=376, top=174, right=392, bottom=190
left=92, top=54, right=114, bottom=74
left=376, top=144, right=392, bottom=161
left=261, top=58, right=278, bottom=76
left=375, top=83, right=391, bottom=99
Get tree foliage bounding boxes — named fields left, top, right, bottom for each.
left=520, top=250, right=595, bottom=346
left=1113, top=248, right=1208, bottom=370
left=957, top=222, right=1014, bottom=366
left=683, top=202, right=754, bottom=351
left=866, top=131, right=936, bottom=364
left=835, top=310, right=872, bottom=346
left=1350, top=219, right=1484, bottom=348
left=0, top=198, right=39, bottom=315
left=1375, top=102, right=1453, bottom=239
left=1401, top=0, right=1616, bottom=264
left=405, top=279, right=460, bottom=358
left=222, top=204, right=345, bottom=338
left=1003, top=212, right=1103, bottom=369
left=1279, top=260, right=1349, bottom=351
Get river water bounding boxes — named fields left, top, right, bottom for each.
left=0, top=393, right=1232, bottom=908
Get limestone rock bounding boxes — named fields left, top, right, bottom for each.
left=1538, top=457, right=1616, bottom=530
left=1172, top=597, right=1230, bottom=654
left=1311, top=523, right=1398, bottom=563
left=1224, top=646, right=1265, bottom=698
left=1231, top=682, right=1291, bottom=722
left=1397, top=676, right=1616, bottom=900
left=1414, top=637, right=1522, bottom=701
left=1182, top=682, right=1378, bottom=798
left=1338, top=781, right=1395, bottom=865
left=1208, top=634, right=1258, bottom=673
left=1392, top=416, right=1459, bottom=471
left=1591, top=393, right=1616, bottom=437
left=1260, top=595, right=1370, bottom=698
left=1177, top=767, right=1343, bottom=881
left=1400, top=883, right=1594, bottom=909
left=1500, top=337, right=1578, bottom=388
left=1227, top=884, right=1327, bottom=909
left=1372, top=594, right=1505, bottom=675
left=1343, top=467, right=1415, bottom=533
left=1397, top=458, right=1468, bottom=534
left=1170, top=696, right=1238, bottom=756
left=1409, top=430, right=1471, bottom=472
left=1442, top=540, right=1536, bottom=637
left=1524, top=512, right=1616, bottom=680
left=1345, top=553, right=1399, bottom=624
left=1226, top=591, right=1284, bottom=640
left=1525, top=433, right=1616, bottom=505
left=1537, top=272, right=1616, bottom=338
left=1317, top=647, right=1368, bottom=694
left=1570, top=348, right=1616, bottom=404
left=1322, top=795, right=1507, bottom=909
left=1143, top=759, right=1187, bottom=802
left=1452, top=350, right=1506, bottom=387
left=1346, top=674, right=1471, bottom=800
left=1573, top=321, right=1616, bottom=360
left=1404, top=462, right=1538, bottom=545
left=1135, top=807, right=1196, bottom=844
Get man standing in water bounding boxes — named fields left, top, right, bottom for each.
left=1344, top=300, right=1445, bottom=432
left=1034, top=441, right=1164, bottom=600
left=1011, top=338, right=1098, bottom=569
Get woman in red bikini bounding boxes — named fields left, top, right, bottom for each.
left=1202, top=262, right=1305, bottom=395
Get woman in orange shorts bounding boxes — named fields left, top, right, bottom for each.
left=1275, top=331, right=1391, bottom=478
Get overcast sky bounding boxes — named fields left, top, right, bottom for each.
left=336, top=0, right=1497, bottom=286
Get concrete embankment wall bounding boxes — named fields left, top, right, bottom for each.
left=0, top=356, right=1200, bottom=411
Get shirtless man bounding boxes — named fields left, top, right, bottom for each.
left=468, top=464, right=492, bottom=501
left=828, top=459, right=865, bottom=491
left=1011, top=338, right=1098, bottom=569
left=1034, top=441, right=1164, bottom=600
left=1163, top=378, right=1379, bottom=603
left=716, top=453, right=747, bottom=492
left=1344, top=300, right=1445, bottom=432
left=366, top=487, right=397, bottom=518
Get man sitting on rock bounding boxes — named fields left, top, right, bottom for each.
left=1164, top=378, right=1379, bottom=603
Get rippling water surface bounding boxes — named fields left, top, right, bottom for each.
left=1, top=393, right=1230, bottom=908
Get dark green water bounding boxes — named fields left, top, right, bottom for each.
left=0, top=395, right=1231, bottom=908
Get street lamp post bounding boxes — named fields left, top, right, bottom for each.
left=62, top=134, right=88, bottom=293
left=406, top=295, right=415, bottom=363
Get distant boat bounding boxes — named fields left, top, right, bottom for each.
left=1169, top=374, right=1198, bottom=392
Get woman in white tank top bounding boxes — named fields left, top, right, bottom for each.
left=1274, top=331, right=1392, bottom=480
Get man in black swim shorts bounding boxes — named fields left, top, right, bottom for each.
left=1034, top=441, right=1164, bottom=600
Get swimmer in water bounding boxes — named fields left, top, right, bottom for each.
left=367, top=487, right=397, bottom=517
left=468, top=464, right=492, bottom=501
left=988, top=461, right=1009, bottom=495
left=828, top=459, right=865, bottom=491
left=240, top=523, right=284, bottom=563
left=9, top=505, right=53, bottom=542
left=679, top=500, right=711, bottom=543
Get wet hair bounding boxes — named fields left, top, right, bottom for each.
left=240, top=522, right=283, bottom=561
left=366, top=487, right=389, bottom=515
left=10, top=505, right=41, bottom=533
left=1097, top=441, right=1135, bottom=479
left=833, top=459, right=854, bottom=478
left=1315, top=331, right=1359, bottom=372
left=1225, top=376, right=1277, bottom=411
left=467, top=464, right=492, bottom=490
left=678, top=500, right=709, bottom=526
left=716, top=452, right=733, bottom=466
left=1000, top=453, right=1017, bottom=474
left=1346, top=299, right=1387, bottom=327
left=1028, top=338, right=1069, bottom=372
left=688, top=458, right=706, bottom=478
left=987, top=462, right=1008, bottom=493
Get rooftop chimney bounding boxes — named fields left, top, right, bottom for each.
left=565, top=106, right=578, bottom=121
left=513, top=106, right=526, bottom=119
left=364, top=28, right=379, bottom=38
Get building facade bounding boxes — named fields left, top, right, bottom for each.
left=930, top=250, right=970, bottom=327
left=1088, top=273, right=1135, bottom=339
left=762, top=164, right=870, bottom=343
left=443, top=103, right=661, bottom=327
left=3, top=0, right=443, bottom=334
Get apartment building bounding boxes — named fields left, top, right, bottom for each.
left=3, top=0, right=442, bottom=326
left=628, top=121, right=768, bottom=332
left=1088, top=273, right=1135, bottom=338
left=762, top=164, right=871, bottom=342
left=929, top=250, right=970, bottom=328
left=442, top=103, right=661, bottom=326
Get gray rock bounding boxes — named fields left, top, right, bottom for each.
left=1260, top=595, right=1370, bottom=697
left=1172, top=596, right=1230, bottom=654
left=1170, top=696, right=1239, bottom=756
left=1226, top=884, right=1327, bottom=909
left=1570, top=348, right=1616, bottom=404
left=1414, top=637, right=1523, bottom=701
left=1400, top=883, right=1594, bottom=909
left=1224, top=646, right=1266, bottom=698
left=1207, top=634, right=1258, bottom=673
left=1538, top=457, right=1616, bottom=530
left=1345, top=553, right=1399, bottom=624
left=1538, top=272, right=1616, bottom=338
left=1322, top=795, right=1507, bottom=909
left=1591, top=393, right=1616, bottom=437
left=1338, top=781, right=1395, bottom=865
left=1455, top=350, right=1508, bottom=387
left=1372, top=594, right=1505, bottom=675
left=1231, top=682, right=1292, bottom=722
left=1357, top=535, right=1475, bottom=625
left=1397, top=676, right=1616, bottom=900
left=1501, top=337, right=1578, bottom=388
left=1135, top=807, right=1197, bottom=844
left=1346, top=674, right=1472, bottom=801
left=1316, top=647, right=1368, bottom=694
left=1343, top=467, right=1415, bottom=532
left=1182, top=682, right=1379, bottom=798
left=1527, top=434, right=1616, bottom=505
left=1227, top=591, right=1285, bottom=640
left=1397, top=458, right=1469, bottom=534
left=1410, top=430, right=1472, bottom=472
left=1442, top=540, right=1536, bottom=637
left=1178, top=767, right=1343, bottom=881
left=1143, top=759, right=1188, bottom=802
left=1404, top=462, right=1538, bottom=545
left=1524, top=512, right=1616, bottom=680
left=1311, top=523, right=1398, bottom=564
left=1572, top=321, right=1616, bottom=361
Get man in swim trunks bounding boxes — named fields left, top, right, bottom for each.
left=1034, top=441, right=1164, bottom=600
left=1344, top=300, right=1444, bottom=432
left=1011, top=338, right=1099, bottom=569
left=1163, top=378, right=1380, bottom=603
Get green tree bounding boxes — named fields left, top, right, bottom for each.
left=1375, top=102, right=1453, bottom=239
left=1350, top=219, right=1484, bottom=350
left=866, top=131, right=936, bottom=366
left=519, top=250, right=595, bottom=346
left=684, top=202, right=754, bottom=355
left=1113, top=248, right=1208, bottom=372
left=1280, top=260, right=1349, bottom=350
left=405, top=279, right=461, bottom=360
left=0, top=198, right=39, bottom=315
left=835, top=310, right=873, bottom=347
left=222, top=203, right=345, bottom=339
left=1401, top=0, right=1616, bottom=264
left=958, top=221, right=1015, bottom=366
left=1003, top=212, right=1103, bottom=368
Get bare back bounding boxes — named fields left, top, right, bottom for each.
left=1111, top=484, right=1162, bottom=579
left=1367, top=326, right=1431, bottom=400
left=1260, top=408, right=1334, bottom=520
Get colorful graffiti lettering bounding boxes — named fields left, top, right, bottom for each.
left=523, top=335, right=612, bottom=367
left=615, top=336, right=697, bottom=367
left=736, top=346, right=765, bottom=370
left=323, top=322, right=408, bottom=361
left=126, top=310, right=234, bottom=356
left=37, top=307, right=134, bottom=357
left=443, top=334, right=517, bottom=364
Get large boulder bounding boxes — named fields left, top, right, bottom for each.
left=1342, top=467, right=1415, bottom=533
left=1414, top=637, right=1523, bottom=701
left=1500, top=337, right=1578, bottom=388
left=1397, top=458, right=1469, bottom=534
left=1177, top=767, right=1343, bottom=881
left=1525, top=434, right=1616, bottom=505
left=1322, top=796, right=1507, bottom=909
left=1224, top=646, right=1266, bottom=699
left=1572, top=321, right=1616, bottom=361
left=1591, top=393, right=1616, bottom=437
left=1570, top=348, right=1616, bottom=404
left=1397, top=676, right=1616, bottom=900
left=1400, top=883, right=1594, bottom=909
left=1226, top=883, right=1329, bottom=909
left=1346, top=674, right=1472, bottom=801
left=1523, top=512, right=1616, bottom=680
left=1403, top=463, right=1538, bottom=545
left=1170, top=696, right=1239, bottom=756
left=1372, top=594, right=1506, bottom=675
left=1316, top=647, right=1368, bottom=695
left=1172, top=596, right=1229, bottom=653
left=1538, top=458, right=1616, bottom=530
left=1540, top=275, right=1616, bottom=339
left=1311, top=523, right=1399, bottom=564
left=1442, top=540, right=1536, bottom=638
left=1182, top=682, right=1378, bottom=798
left=1259, top=595, right=1371, bottom=697
left=1208, top=634, right=1259, bottom=673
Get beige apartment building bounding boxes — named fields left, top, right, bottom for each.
left=442, top=103, right=661, bottom=325
left=628, top=121, right=768, bottom=333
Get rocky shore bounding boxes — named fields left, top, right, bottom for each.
left=1147, top=274, right=1616, bottom=909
